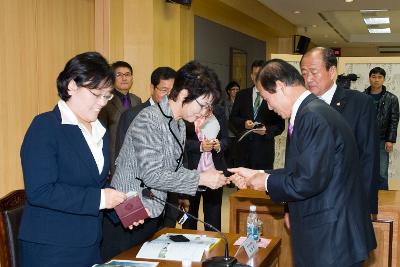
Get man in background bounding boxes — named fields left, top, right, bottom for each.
left=230, top=59, right=284, bottom=170
left=300, top=47, right=379, bottom=217
left=116, top=66, right=176, bottom=155
left=99, top=61, right=142, bottom=175
left=365, top=67, right=399, bottom=190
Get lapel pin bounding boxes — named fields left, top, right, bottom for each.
left=336, top=102, right=341, bottom=106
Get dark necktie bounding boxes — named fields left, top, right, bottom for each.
left=122, top=95, right=130, bottom=110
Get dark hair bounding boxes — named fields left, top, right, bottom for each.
left=300, top=47, right=337, bottom=71
left=169, top=61, right=221, bottom=104
left=369, top=67, right=386, bottom=78
left=256, top=58, right=305, bottom=93
left=111, top=61, right=133, bottom=73
left=151, top=67, right=177, bottom=86
left=225, top=81, right=240, bottom=96
left=57, top=52, right=114, bottom=101
left=251, top=59, right=266, bottom=71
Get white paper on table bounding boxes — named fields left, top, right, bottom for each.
left=200, top=114, right=220, bottom=140
left=136, top=240, right=205, bottom=262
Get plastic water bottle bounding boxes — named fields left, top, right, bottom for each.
left=247, top=205, right=259, bottom=241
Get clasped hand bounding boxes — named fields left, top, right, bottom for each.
left=201, top=139, right=221, bottom=152
left=227, top=167, right=268, bottom=191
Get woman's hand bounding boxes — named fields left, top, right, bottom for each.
left=103, top=188, right=127, bottom=209
left=212, top=139, right=221, bottom=153
left=201, top=139, right=213, bottom=152
left=128, top=208, right=151, bottom=230
left=198, top=169, right=228, bottom=190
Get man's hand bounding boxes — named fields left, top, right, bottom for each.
left=228, top=167, right=260, bottom=178
left=245, top=120, right=254, bottom=130
left=246, top=172, right=267, bottom=191
left=128, top=208, right=151, bottom=230
left=228, top=173, right=247, bottom=189
left=385, top=142, right=394, bottom=153
left=253, top=126, right=266, bottom=136
left=103, top=188, right=127, bottom=209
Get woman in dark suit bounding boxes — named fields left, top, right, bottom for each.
left=182, top=105, right=229, bottom=231
left=19, top=52, right=130, bottom=267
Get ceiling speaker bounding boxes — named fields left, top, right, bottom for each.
left=293, top=35, right=311, bottom=54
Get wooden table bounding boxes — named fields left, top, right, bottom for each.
left=113, top=228, right=281, bottom=266
left=230, top=189, right=400, bottom=267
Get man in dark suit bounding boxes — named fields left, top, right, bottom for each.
left=229, top=59, right=376, bottom=267
left=99, top=61, right=142, bottom=175
left=230, top=60, right=284, bottom=170
left=115, top=66, right=176, bottom=156
left=300, top=47, right=379, bottom=217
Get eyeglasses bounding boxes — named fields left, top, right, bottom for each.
left=85, top=88, right=114, bottom=101
left=155, top=86, right=171, bottom=94
left=195, top=99, right=213, bottom=115
left=115, top=72, right=133, bottom=78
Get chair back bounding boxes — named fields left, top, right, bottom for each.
left=0, top=190, right=25, bottom=267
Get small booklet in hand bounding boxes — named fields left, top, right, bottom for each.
left=114, top=191, right=149, bottom=228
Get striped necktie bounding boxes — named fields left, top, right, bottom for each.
left=253, top=92, right=262, bottom=118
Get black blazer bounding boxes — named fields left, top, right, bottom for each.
left=115, top=99, right=151, bottom=157
left=331, top=86, right=379, bottom=214
left=230, top=87, right=284, bottom=169
left=268, top=94, right=376, bottom=267
left=185, top=105, right=228, bottom=173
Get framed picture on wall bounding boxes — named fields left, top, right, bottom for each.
left=230, top=48, right=247, bottom=89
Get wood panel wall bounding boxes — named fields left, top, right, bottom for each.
left=0, top=0, right=95, bottom=197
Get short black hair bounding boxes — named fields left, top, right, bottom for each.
left=57, top=52, right=114, bottom=101
left=225, top=81, right=240, bottom=96
left=256, top=58, right=305, bottom=93
left=169, top=61, right=221, bottom=105
left=251, top=59, right=267, bottom=71
left=151, top=67, right=177, bottom=86
left=111, top=61, right=133, bottom=73
left=300, top=47, right=337, bottom=71
left=369, top=67, right=386, bottom=78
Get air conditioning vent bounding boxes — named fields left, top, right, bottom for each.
left=378, top=47, right=400, bottom=53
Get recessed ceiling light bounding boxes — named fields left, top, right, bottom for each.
left=333, top=41, right=337, bottom=44
left=312, top=24, right=317, bottom=28
left=363, top=17, right=390, bottom=25
left=345, top=0, right=353, bottom=2
left=293, top=10, right=301, bottom=14
left=360, top=9, right=389, bottom=12
left=368, top=28, right=391, bottom=33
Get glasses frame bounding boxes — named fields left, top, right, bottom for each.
left=194, top=99, right=213, bottom=116
left=115, top=72, right=133, bottom=79
left=85, top=87, right=114, bottom=101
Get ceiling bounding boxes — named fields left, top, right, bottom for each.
left=258, top=0, right=400, bottom=48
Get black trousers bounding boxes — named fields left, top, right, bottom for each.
left=100, top=214, right=162, bottom=262
left=182, top=187, right=223, bottom=231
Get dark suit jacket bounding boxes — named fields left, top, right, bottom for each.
left=185, top=105, right=228, bottom=172
left=230, top=87, right=284, bottom=169
left=99, top=92, right=141, bottom=174
left=268, top=94, right=376, bottom=267
left=331, top=86, right=379, bottom=214
left=19, top=106, right=110, bottom=249
left=115, top=99, right=151, bottom=157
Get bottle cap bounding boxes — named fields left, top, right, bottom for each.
left=250, top=205, right=256, bottom=212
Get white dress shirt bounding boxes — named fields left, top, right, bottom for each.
left=58, top=100, right=107, bottom=209
left=318, top=83, right=337, bottom=105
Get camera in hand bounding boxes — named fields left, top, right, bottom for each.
left=252, top=122, right=265, bottom=129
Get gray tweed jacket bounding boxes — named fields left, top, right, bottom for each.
left=111, top=97, right=199, bottom=217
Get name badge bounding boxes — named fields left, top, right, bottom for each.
left=243, top=236, right=258, bottom=258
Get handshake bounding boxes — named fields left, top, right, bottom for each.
left=227, top=167, right=268, bottom=191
